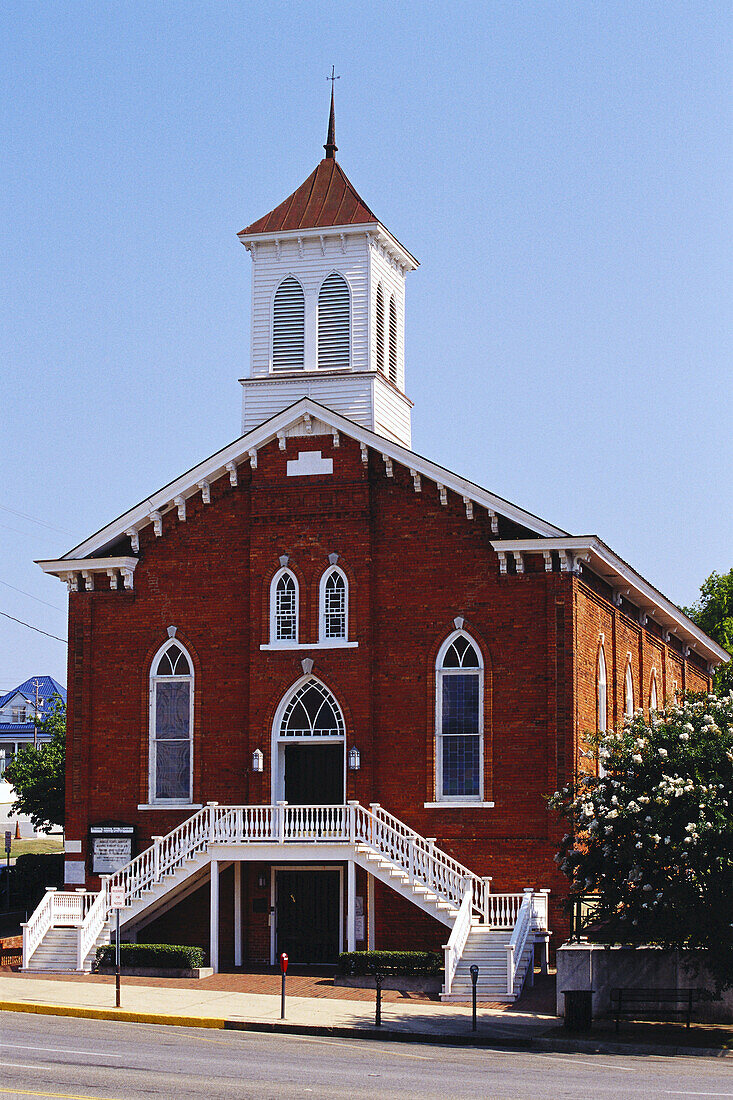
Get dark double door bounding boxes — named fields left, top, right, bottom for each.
left=275, top=870, right=341, bottom=964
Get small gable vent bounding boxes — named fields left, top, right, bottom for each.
left=273, top=277, right=305, bottom=371
left=388, top=296, right=398, bottom=386
left=318, top=273, right=350, bottom=370
left=375, top=284, right=386, bottom=374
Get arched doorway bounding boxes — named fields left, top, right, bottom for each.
left=271, top=676, right=346, bottom=804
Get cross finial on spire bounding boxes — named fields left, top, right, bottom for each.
left=324, top=66, right=339, bottom=159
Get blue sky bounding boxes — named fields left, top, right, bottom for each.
left=1, top=1, right=731, bottom=691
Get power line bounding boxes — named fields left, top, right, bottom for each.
left=0, top=610, right=67, bottom=644
left=0, top=579, right=65, bottom=613
left=0, top=504, right=74, bottom=536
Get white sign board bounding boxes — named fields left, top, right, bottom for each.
left=109, top=885, right=125, bottom=909
left=355, top=915, right=365, bottom=941
left=92, top=836, right=132, bottom=874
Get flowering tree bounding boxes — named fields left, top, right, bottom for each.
left=549, top=694, right=733, bottom=988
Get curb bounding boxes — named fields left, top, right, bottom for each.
left=0, top=1000, right=729, bottom=1058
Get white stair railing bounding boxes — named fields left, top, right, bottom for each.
left=442, top=884, right=473, bottom=996
left=76, top=880, right=109, bottom=970
left=505, top=891, right=534, bottom=996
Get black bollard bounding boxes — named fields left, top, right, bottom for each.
left=374, top=971, right=384, bottom=1027
left=470, top=964, right=479, bottom=1031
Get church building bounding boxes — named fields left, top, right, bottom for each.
left=28, top=96, right=727, bottom=998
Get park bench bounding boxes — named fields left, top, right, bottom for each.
left=610, top=987, right=704, bottom=1032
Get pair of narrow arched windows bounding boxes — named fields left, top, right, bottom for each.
left=271, top=566, right=348, bottom=645
left=272, top=274, right=350, bottom=371
left=435, top=631, right=483, bottom=801
left=375, top=284, right=398, bottom=385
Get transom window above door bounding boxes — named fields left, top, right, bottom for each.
left=280, top=679, right=345, bottom=739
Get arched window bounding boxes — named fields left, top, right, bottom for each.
left=388, top=296, right=398, bottom=385
left=280, top=678, right=345, bottom=738
left=436, top=631, right=483, bottom=801
left=318, top=273, right=350, bottom=369
left=270, top=569, right=298, bottom=644
left=149, top=640, right=193, bottom=803
left=650, top=674, right=658, bottom=713
left=272, top=277, right=305, bottom=371
left=624, top=661, right=634, bottom=718
left=597, top=646, right=607, bottom=732
left=375, top=284, right=386, bottom=374
left=319, top=566, right=348, bottom=641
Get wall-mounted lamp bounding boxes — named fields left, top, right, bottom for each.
left=347, top=746, right=361, bottom=771
left=257, top=871, right=268, bottom=889
left=252, top=748, right=264, bottom=773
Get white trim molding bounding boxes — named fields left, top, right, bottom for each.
left=37, top=556, right=139, bottom=592
left=490, top=537, right=729, bottom=667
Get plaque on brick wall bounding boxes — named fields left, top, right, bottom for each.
left=89, top=822, right=136, bottom=874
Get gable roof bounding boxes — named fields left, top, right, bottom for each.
left=240, top=158, right=379, bottom=236
left=35, top=399, right=728, bottom=668
left=0, top=676, right=66, bottom=712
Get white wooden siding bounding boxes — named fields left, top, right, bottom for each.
left=241, top=374, right=375, bottom=436
left=373, top=374, right=412, bottom=447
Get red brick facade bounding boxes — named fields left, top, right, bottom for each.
left=63, top=430, right=711, bottom=963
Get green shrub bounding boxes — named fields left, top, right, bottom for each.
left=13, top=854, right=64, bottom=913
left=338, top=950, right=442, bottom=976
left=94, top=943, right=205, bottom=970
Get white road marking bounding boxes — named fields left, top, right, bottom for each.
left=1, top=1045, right=123, bottom=1059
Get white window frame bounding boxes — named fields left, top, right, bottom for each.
left=148, top=639, right=194, bottom=806
left=624, top=660, right=634, bottom=718
left=271, top=274, right=306, bottom=374
left=270, top=568, right=299, bottom=646
left=319, top=566, right=348, bottom=643
left=435, top=630, right=484, bottom=803
left=597, top=645, right=608, bottom=777
left=649, top=672, right=658, bottom=713
left=317, top=271, right=352, bottom=371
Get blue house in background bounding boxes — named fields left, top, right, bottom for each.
left=0, top=676, right=66, bottom=777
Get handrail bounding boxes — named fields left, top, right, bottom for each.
left=442, top=884, right=473, bottom=996
left=21, top=887, right=55, bottom=967
left=505, top=892, right=533, bottom=996
left=76, top=880, right=109, bottom=970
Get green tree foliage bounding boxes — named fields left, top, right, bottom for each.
left=683, top=569, right=733, bottom=695
left=549, top=695, right=733, bottom=988
left=5, top=699, right=65, bottom=832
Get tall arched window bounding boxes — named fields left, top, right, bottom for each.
left=272, top=277, right=305, bottom=371
left=318, top=273, right=350, bottom=369
left=319, top=566, right=348, bottom=641
left=436, top=631, right=483, bottom=801
left=649, top=673, right=658, bottom=713
left=624, top=661, right=634, bottom=718
left=149, top=640, right=193, bottom=804
left=597, top=646, right=607, bottom=733
left=271, top=569, right=298, bottom=644
left=388, top=296, right=398, bottom=385
left=375, top=284, right=386, bottom=374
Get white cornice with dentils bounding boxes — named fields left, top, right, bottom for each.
left=38, top=397, right=566, bottom=566
left=238, top=222, right=420, bottom=273
left=491, top=537, right=729, bottom=667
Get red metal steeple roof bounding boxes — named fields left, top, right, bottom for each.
left=239, top=157, right=379, bottom=236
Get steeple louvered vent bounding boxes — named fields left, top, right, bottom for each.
left=389, top=296, right=398, bottom=385
left=273, top=277, right=305, bottom=370
left=318, top=273, right=350, bottom=370
left=376, top=284, right=385, bottom=374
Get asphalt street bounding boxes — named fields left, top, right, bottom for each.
left=0, top=1011, right=731, bottom=1100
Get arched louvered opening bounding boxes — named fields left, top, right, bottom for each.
left=272, top=277, right=305, bottom=371
left=375, top=284, right=386, bottom=374
left=388, top=296, right=398, bottom=385
left=318, top=273, right=350, bottom=370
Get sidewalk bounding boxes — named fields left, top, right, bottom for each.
left=0, top=970, right=730, bottom=1057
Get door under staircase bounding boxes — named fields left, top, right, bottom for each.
left=22, top=801, right=550, bottom=999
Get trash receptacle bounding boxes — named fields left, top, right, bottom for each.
left=562, top=989, right=593, bottom=1032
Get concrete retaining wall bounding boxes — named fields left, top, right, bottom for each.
left=557, top=943, right=733, bottom=1023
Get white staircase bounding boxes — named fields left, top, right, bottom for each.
left=22, top=802, right=549, bottom=999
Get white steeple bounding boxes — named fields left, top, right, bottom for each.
left=237, top=98, right=419, bottom=447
